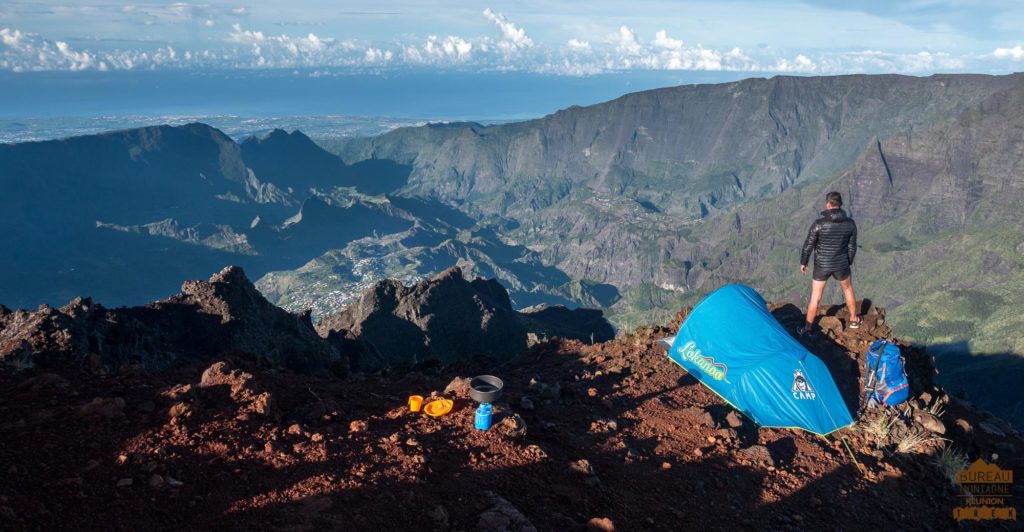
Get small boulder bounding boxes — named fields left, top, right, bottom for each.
left=724, top=411, right=743, bottom=428
left=819, top=316, right=842, bottom=335
left=501, top=414, right=528, bottom=439
left=587, top=517, right=616, bottom=532
left=197, top=361, right=274, bottom=416
left=682, top=407, right=714, bottom=427
left=199, top=361, right=256, bottom=399
left=477, top=491, right=536, bottom=532
left=168, top=402, right=191, bottom=420
left=570, top=459, right=595, bottom=476
left=916, top=412, right=946, bottom=435
left=250, top=392, right=273, bottom=415
left=738, top=445, right=774, bottom=468
left=443, top=377, right=471, bottom=397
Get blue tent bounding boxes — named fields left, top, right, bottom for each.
left=661, top=285, right=854, bottom=436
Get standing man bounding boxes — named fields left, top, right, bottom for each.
left=799, top=191, right=861, bottom=334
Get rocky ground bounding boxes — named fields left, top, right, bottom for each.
left=1, top=302, right=1021, bottom=531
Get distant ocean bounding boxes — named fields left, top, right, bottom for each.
left=0, top=68, right=759, bottom=143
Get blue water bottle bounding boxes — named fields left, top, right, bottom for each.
left=474, top=403, right=493, bottom=430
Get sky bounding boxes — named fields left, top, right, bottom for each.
left=3, top=0, right=1024, bottom=75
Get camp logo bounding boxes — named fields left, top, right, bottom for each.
left=791, top=369, right=816, bottom=400
left=953, top=459, right=1016, bottom=522
left=675, top=341, right=729, bottom=382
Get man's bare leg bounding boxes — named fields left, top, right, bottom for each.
left=804, top=279, right=827, bottom=330
left=839, top=275, right=860, bottom=324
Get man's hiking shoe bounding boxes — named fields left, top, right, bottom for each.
left=799, top=324, right=814, bottom=337
left=848, top=316, right=862, bottom=330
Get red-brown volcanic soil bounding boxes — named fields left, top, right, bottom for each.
left=1, top=305, right=1020, bottom=531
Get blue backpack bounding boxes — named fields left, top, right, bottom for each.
left=864, top=340, right=910, bottom=407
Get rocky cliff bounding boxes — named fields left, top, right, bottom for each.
left=0, top=295, right=1018, bottom=530
left=316, top=267, right=615, bottom=371
left=0, top=266, right=341, bottom=373
left=1, top=267, right=613, bottom=375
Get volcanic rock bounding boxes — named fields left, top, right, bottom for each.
left=317, top=267, right=613, bottom=371
left=478, top=491, right=536, bottom=532
left=0, top=267, right=341, bottom=373
left=915, top=412, right=946, bottom=435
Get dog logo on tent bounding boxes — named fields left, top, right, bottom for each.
left=792, top=369, right=816, bottom=400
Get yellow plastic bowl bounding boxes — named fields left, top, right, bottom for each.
left=423, top=398, right=453, bottom=417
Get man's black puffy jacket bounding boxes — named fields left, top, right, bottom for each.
left=800, top=208, right=857, bottom=271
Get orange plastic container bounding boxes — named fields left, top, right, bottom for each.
left=423, top=398, right=453, bottom=417
left=408, top=395, right=424, bottom=412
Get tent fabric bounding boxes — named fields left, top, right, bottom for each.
left=663, top=284, right=854, bottom=436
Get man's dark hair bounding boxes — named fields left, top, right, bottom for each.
left=826, top=191, right=843, bottom=207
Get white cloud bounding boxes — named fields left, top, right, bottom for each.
left=364, top=47, right=393, bottom=63
left=0, top=28, right=27, bottom=50
left=225, top=24, right=341, bottom=67
left=421, top=35, right=473, bottom=61
left=566, top=38, right=591, bottom=51
left=55, top=41, right=96, bottom=71
left=774, top=54, right=817, bottom=72
left=652, top=30, right=683, bottom=50
left=228, top=24, right=266, bottom=44
left=993, top=45, right=1024, bottom=59
left=600, top=27, right=750, bottom=71
left=0, top=18, right=996, bottom=76
left=483, top=8, right=533, bottom=54
left=613, top=26, right=643, bottom=56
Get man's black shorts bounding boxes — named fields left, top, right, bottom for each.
left=813, top=266, right=851, bottom=282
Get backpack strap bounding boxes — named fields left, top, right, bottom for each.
left=881, top=383, right=909, bottom=404
left=864, top=341, right=886, bottom=394
left=859, top=341, right=887, bottom=415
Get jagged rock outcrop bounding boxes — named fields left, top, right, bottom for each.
left=316, top=267, right=615, bottom=371
left=520, top=304, right=615, bottom=345
left=316, top=267, right=524, bottom=371
left=0, top=266, right=341, bottom=373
